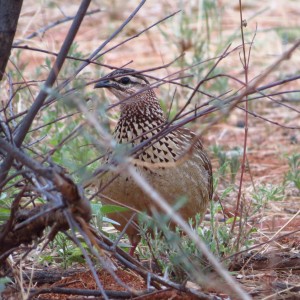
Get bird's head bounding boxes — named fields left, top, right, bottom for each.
left=94, top=68, right=151, bottom=102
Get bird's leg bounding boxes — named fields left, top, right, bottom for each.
left=129, top=241, right=138, bottom=256
left=128, top=229, right=141, bottom=256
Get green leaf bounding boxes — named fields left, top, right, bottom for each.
left=226, top=216, right=240, bottom=224
left=91, top=203, right=102, bottom=214
left=0, top=277, right=12, bottom=293
left=100, top=204, right=129, bottom=214
left=0, top=207, right=10, bottom=221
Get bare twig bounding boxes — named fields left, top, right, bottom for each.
left=230, top=0, right=252, bottom=244
left=13, top=9, right=101, bottom=46
left=57, top=0, right=147, bottom=91
left=0, top=0, right=92, bottom=188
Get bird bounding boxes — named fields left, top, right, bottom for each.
left=91, top=68, right=213, bottom=255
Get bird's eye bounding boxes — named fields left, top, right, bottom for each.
left=119, top=77, right=131, bottom=85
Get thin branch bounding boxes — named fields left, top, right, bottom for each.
left=231, top=0, right=251, bottom=241
left=95, top=10, right=181, bottom=59
left=0, top=0, right=92, bottom=188
left=56, top=0, right=147, bottom=91
left=13, top=9, right=101, bottom=46
left=63, top=212, right=109, bottom=300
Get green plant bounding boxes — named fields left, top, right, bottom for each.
left=92, top=203, right=129, bottom=229
left=158, top=0, right=227, bottom=107
left=285, top=153, right=300, bottom=191
left=133, top=198, right=240, bottom=282
left=252, top=184, right=285, bottom=210
left=212, top=145, right=242, bottom=184
left=0, top=277, right=12, bottom=294
left=0, top=193, right=11, bottom=222
left=47, top=233, right=86, bottom=268
left=276, top=28, right=300, bottom=44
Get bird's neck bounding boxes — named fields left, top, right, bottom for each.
left=119, top=89, right=166, bottom=125
left=114, top=90, right=166, bottom=143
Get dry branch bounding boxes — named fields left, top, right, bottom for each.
left=0, top=0, right=23, bottom=81
left=0, top=137, right=91, bottom=262
left=0, top=0, right=92, bottom=189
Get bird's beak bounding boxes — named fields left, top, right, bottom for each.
left=94, top=80, right=113, bottom=89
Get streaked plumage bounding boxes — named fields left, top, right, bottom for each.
left=92, top=68, right=213, bottom=254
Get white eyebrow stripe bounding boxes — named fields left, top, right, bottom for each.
left=116, top=75, right=147, bottom=85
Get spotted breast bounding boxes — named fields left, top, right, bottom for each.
left=91, top=68, right=213, bottom=255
